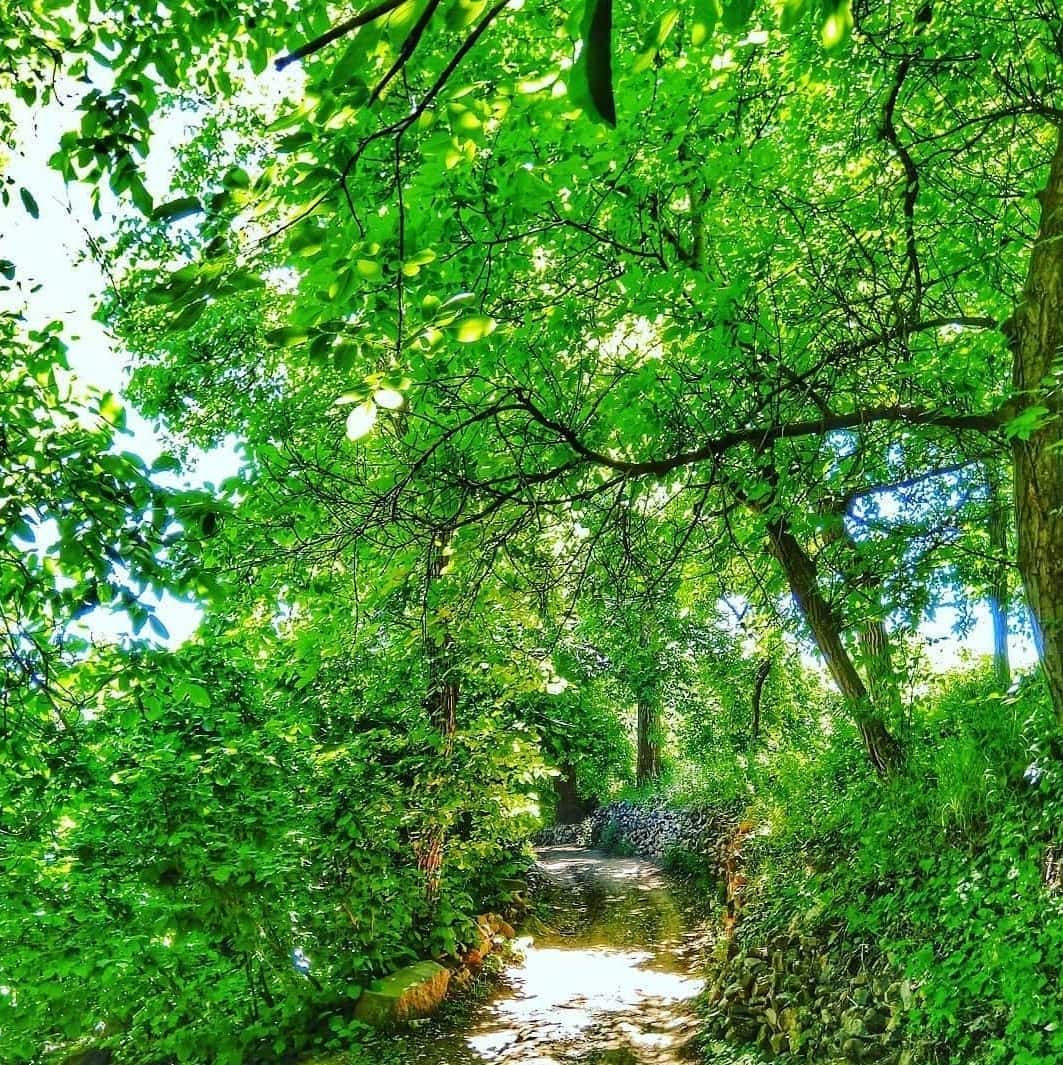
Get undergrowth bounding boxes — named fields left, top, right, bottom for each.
left=726, top=667, right=1063, bottom=1064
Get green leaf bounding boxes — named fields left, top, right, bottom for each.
left=453, top=316, right=497, bottom=342
left=266, top=326, right=309, bottom=347
left=151, top=197, right=202, bottom=223
left=445, top=0, right=487, bottom=30
left=19, top=187, right=40, bottom=219
left=722, top=0, right=755, bottom=32
left=373, top=387, right=405, bottom=410
left=185, top=682, right=211, bottom=708
left=222, top=166, right=251, bottom=190
left=1004, top=405, right=1050, bottom=441
left=692, top=0, right=720, bottom=44
left=633, top=9, right=680, bottom=73
left=170, top=301, right=207, bottom=330
left=572, top=0, right=616, bottom=127
left=346, top=403, right=377, bottom=440
left=821, top=0, right=852, bottom=49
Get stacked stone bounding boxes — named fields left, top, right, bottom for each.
left=702, top=931, right=914, bottom=1063
left=534, top=821, right=594, bottom=846
left=535, top=801, right=738, bottom=859
left=590, top=801, right=730, bottom=858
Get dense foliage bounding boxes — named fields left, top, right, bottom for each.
left=2, top=1, right=1061, bottom=1063
left=731, top=669, right=1063, bottom=1065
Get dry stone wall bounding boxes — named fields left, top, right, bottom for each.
left=535, top=800, right=739, bottom=861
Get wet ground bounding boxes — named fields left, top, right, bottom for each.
left=402, top=846, right=709, bottom=1064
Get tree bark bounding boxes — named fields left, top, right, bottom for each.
left=636, top=687, right=662, bottom=787
left=751, top=657, right=771, bottom=742
left=825, top=514, right=904, bottom=718
left=416, top=529, right=459, bottom=898
left=554, top=763, right=596, bottom=824
left=986, top=464, right=1011, bottom=691
left=767, top=519, right=902, bottom=775
left=1011, top=126, right=1063, bottom=720
left=859, top=617, right=902, bottom=716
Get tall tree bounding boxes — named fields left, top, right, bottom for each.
left=1009, top=129, right=1063, bottom=717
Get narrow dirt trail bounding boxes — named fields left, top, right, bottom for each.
left=406, top=846, right=708, bottom=1064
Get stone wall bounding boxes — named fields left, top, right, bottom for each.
left=535, top=800, right=739, bottom=861
left=702, top=931, right=914, bottom=1063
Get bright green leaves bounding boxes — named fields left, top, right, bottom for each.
left=337, top=372, right=413, bottom=440
left=144, top=258, right=264, bottom=331
left=633, top=9, right=680, bottom=73
left=1005, top=405, right=1051, bottom=441
left=722, top=0, right=755, bottom=33
left=0, top=316, right=208, bottom=759
left=446, top=0, right=488, bottom=31
left=692, top=0, right=719, bottom=45
left=402, top=247, right=438, bottom=276
left=819, top=0, right=852, bottom=48
left=177, top=678, right=212, bottom=708
left=454, top=315, right=497, bottom=342
left=356, top=258, right=383, bottom=280
left=775, top=0, right=852, bottom=45
left=571, top=0, right=617, bottom=127
left=374, top=387, right=406, bottom=409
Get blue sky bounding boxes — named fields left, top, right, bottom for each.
left=7, top=93, right=240, bottom=647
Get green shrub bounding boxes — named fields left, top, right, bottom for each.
left=735, top=667, right=1063, bottom=1064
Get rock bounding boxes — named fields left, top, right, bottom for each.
left=61, top=1052, right=113, bottom=1065
left=536, top=800, right=739, bottom=863
left=842, top=1037, right=867, bottom=1061
left=865, top=1008, right=888, bottom=1034
left=463, top=946, right=487, bottom=968
left=353, top=960, right=451, bottom=1029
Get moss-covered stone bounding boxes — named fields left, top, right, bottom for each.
left=352, top=960, right=451, bottom=1029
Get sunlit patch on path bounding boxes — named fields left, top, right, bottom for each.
left=411, top=847, right=706, bottom=1064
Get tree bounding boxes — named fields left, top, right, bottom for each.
left=10, top=1, right=1062, bottom=744
left=1009, top=128, right=1063, bottom=717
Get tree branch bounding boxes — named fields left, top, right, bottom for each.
left=368, top=0, right=444, bottom=105
left=275, top=0, right=407, bottom=71
left=514, top=391, right=1005, bottom=479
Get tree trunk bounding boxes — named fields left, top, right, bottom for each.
left=859, top=617, right=902, bottom=717
left=751, top=658, right=771, bottom=742
left=554, top=763, right=596, bottom=824
left=1011, top=126, right=1063, bottom=720
left=986, top=464, right=1011, bottom=692
left=416, top=529, right=458, bottom=898
left=636, top=688, right=662, bottom=787
left=767, top=519, right=902, bottom=775
left=829, top=517, right=903, bottom=718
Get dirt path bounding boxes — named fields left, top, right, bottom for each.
left=406, top=846, right=707, bottom=1064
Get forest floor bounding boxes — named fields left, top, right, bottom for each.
left=386, top=846, right=716, bottom=1064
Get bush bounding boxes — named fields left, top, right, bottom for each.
left=734, top=667, right=1063, bottom=1064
